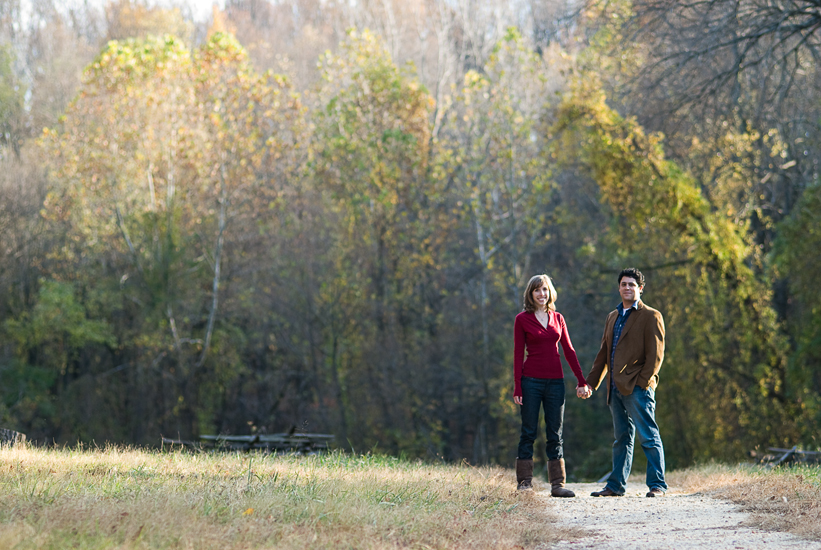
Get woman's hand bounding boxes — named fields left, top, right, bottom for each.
left=514, top=395, right=523, bottom=405
left=576, top=385, right=592, bottom=399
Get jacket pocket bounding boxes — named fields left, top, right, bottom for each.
left=620, top=359, right=642, bottom=374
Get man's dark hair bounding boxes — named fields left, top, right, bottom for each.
left=618, top=267, right=645, bottom=288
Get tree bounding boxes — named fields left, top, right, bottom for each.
left=41, top=32, right=303, bottom=440
left=3, top=281, right=114, bottom=439
left=0, top=45, right=24, bottom=157
left=773, top=181, right=821, bottom=440
left=311, top=29, right=445, bottom=455
left=552, top=74, right=801, bottom=462
left=106, top=0, right=194, bottom=43
left=622, top=0, right=821, bottom=114
left=438, top=28, right=565, bottom=462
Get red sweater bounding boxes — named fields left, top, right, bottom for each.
left=513, top=310, right=586, bottom=397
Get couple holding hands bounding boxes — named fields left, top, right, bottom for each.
left=513, top=268, right=667, bottom=498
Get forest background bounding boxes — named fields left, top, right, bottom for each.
left=0, top=0, right=819, bottom=479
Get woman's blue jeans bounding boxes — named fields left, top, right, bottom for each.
left=517, top=377, right=565, bottom=460
left=605, top=386, right=668, bottom=494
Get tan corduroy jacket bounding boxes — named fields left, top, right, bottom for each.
left=585, top=300, right=665, bottom=404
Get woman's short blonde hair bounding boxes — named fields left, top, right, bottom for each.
left=523, top=274, right=557, bottom=312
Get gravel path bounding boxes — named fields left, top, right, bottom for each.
left=545, top=482, right=809, bottom=549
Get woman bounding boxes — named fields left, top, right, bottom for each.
left=513, top=274, right=590, bottom=496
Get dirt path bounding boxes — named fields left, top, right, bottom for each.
left=544, top=482, right=808, bottom=549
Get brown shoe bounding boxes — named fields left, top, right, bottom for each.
left=515, top=458, right=533, bottom=491
left=590, top=487, right=623, bottom=497
left=646, top=488, right=665, bottom=497
left=547, top=459, right=575, bottom=497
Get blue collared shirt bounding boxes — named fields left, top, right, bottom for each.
left=610, top=301, right=638, bottom=391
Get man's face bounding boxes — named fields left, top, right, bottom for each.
left=619, top=276, right=643, bottom=304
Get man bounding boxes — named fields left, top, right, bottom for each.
left=584, top=267, right=667, bottom=497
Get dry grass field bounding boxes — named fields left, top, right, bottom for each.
left=3, top=444, right=818, bottom=549
left=0, top=445, right=579, bottom=549
left=669, top=463, right=821, bottom=540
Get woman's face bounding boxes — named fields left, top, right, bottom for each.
left=532, top=283, right=550, bottom=311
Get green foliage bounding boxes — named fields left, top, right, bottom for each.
left=5, top=280, right=114, bottom=353
left=0, top=21, right=816, bottom=472
left=311, top=29, right=445, bottom=455
left=773, top=182, right=821, bottom=439
left=552, top=77, right=801, bottom=463
left=2, top=281, right=114, bottom=434
left=36, top=31, right=304, bottom=442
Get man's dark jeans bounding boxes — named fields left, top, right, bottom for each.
left=517, top=377, right=565, bottom=460
left=605, top=386, right=667, bottom=494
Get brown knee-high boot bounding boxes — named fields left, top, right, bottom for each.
left=548, top=458, right=575, bottom=497
left=515, top=458, right=533, bottom=490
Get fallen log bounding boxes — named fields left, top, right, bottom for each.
left=199, top=432, right=334, bottom=453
